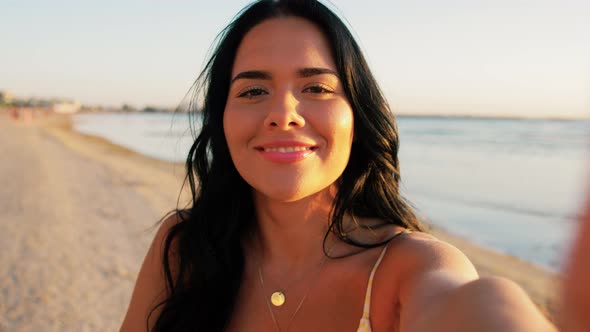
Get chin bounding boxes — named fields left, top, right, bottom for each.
left=253, top=184, right=330, bottom=204
left=258, top=189, right=313, bottom=203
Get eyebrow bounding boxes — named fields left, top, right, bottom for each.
left=230, top=67, right=338, bottom=84
left=297, top=67, right=338, bottom=78
left=230, top=70, right=271, bottom=84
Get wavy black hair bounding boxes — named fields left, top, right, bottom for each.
left=149, top=0, right=425, bottom=331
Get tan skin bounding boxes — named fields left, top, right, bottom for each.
left=120, top=17, right=566, bottom=331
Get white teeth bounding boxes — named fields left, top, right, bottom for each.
left=263, top=147, right=312, bottom=153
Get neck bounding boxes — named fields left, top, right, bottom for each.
left=248, top=187, right=337, bottom=271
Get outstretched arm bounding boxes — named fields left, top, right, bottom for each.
left=398, top=235, right=556, bottom=332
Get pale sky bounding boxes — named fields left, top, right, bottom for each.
left=1, top=0, right=589, bottom=118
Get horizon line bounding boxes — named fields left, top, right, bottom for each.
left=394, top=112, right=590, bottom=121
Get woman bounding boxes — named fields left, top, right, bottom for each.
left=120, top=1, right=558, bottom=331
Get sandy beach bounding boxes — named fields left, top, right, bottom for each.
left=0, top=112, right=560, bottom=331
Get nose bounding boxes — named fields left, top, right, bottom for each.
left=263, top=90, right=305, bottom=130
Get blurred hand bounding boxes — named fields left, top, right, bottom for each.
left=561, top=194, right=590, bottom=331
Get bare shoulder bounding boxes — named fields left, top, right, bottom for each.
left=385, top=230, right=478, bottom=281
left=119, top=212, right=184, bottom=332
left=379, top=231, right=479, bottom=312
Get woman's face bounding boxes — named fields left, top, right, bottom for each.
left=223, top=17, right=354, bottom=202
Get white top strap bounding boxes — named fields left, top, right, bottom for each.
left=361, top=244, right=389, bottom=319
left=357, top=229, right=412, bottom=332
left=360, top=229, right=412, bottom=319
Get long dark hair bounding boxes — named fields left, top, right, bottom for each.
left=149, top=0, right=425, bottom=331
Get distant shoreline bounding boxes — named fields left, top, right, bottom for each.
left=67, top=108, right=590, bottom=122
left=395, top=113, right=589, bottom=121
left=3, top=105, right=580, bottom=122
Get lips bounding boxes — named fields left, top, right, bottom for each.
left=254, top=141, right=318, bottom=163
left=260, top=146, right=314, bottom=153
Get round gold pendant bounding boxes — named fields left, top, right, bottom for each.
left=271, top=291, right=285, bottom=306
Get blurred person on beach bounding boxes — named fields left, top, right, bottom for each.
left=119, top=1, right=574, bottom=331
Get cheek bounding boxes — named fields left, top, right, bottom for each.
left=324, top=104, right=354, bottom=145
left=338, top=112, right=354, bottom=140
left=223, top=106, right=263, bottom=175
left=224, top=107, right=250, bottom=146
left=223, top=108, right=245, bottom=160
left=335, top=115, right=354, bottom=163
left=307, top=101, right=354, bottom=169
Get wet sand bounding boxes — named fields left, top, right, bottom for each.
left=0, top=113, right=559, bottom=330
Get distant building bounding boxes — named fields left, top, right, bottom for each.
left=52, top=100, right=81, bottom=114
left=0, top=90, right=14, bottom=104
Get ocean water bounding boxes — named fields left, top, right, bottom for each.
left=74, top=112, right=588, bottom=272
left=74, top=112, right=196, bottom=163
left=397, top=117, right=588, bottom=272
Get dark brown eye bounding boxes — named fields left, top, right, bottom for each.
left=238, top=87, right=268, bottom=98
left=303, top=84, right=334, bottom=94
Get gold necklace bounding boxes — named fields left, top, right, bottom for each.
left=256, top=246, right=334, bottom=332
left=263, top=254, right=328, bottom=307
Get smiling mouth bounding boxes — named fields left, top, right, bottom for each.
left=256, top=146, right=317, bottom=153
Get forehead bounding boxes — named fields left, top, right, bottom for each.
left=232, top=17, right=336, bottom=75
